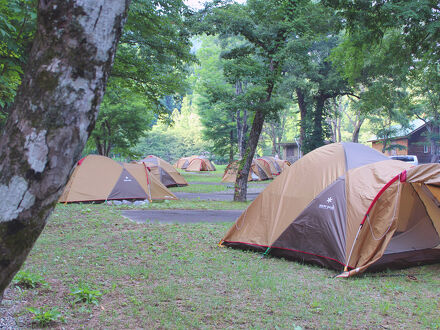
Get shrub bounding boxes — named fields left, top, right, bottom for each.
left=13, top=271, right=47, bottom=289
left=70, top=284, right=102, bottom=305
left=27, top=306, right=64, bottom=326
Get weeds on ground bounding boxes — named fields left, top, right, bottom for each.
left=116, top=199, right=251, bottom=210
left=169, top=184, right=229, bottom=193
left=27, top=306, right=65, bottom=326
left=70, top=284, right=102, bottom=305
left=13, top=271, right=48, bottom=289
left=9, top=204, right=440, bottom=329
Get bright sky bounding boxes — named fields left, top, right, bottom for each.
left=184, top=0, right=246, bottom=10
left=184, top=0, right=206, bottom=10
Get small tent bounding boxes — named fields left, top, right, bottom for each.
left=274, top=159, right=291, bottom=172
left=59, top=155, right=178, bottom=203
left=253, top=159, right=273, bottom=180
left=175, top=155, right=216, bottom=172
left=220, top=143, right=440, bottom=277
left=174, top=156, right=195, bottom=169
left=257, top=156, right=283, bottom=175
left=137, top=155, right=188, bottom=187
left=221, top=161, right=260, bottom=183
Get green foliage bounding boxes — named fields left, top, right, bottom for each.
left=131, top=98, right=211, bottom=162
left=85, top=86, right=155, bottom=158
left=88, top=0, right=195, bottom=157
left=13, top=270, right=47, bottom=289
left=70, top=284, right=102, bottom=305
left=111, top=0, right=195, bottom=105
left=192, top=36, right=242, bottom=162
left=0, top=0, right=36, bottom=128
left=27, top=306, right=64, bottom=326
left=325, top=0, right=440, bottom=66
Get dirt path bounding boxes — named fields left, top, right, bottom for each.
left=174, top=184, right=267, bottom=201
left=122, top=209, right=243, bottom=224
left=174, top=191, right=261, bottom=201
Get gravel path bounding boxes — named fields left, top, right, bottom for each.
left=0, top=289, right=20, bottom=329
left=122, top=209, right=243, bottom=224
left=174, top=191, right=261, bottom=201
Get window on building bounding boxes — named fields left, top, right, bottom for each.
left=424, top=145, right=429, bottom=153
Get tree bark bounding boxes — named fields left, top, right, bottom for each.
left=312, top=95, right=326, bottom=149
left=0, top=0, right=130, bottom=299
left=296, top=88, right=307, bottom=149
left=235, top=81, right=248, bottom=158
left=352, top=117, right=364, bottom=143
left=229, top=129, right=234, bottom=163
left=234, top=109, right=266, bottom=201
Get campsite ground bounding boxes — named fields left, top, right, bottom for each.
left=3, top=166, right=440, bottom=328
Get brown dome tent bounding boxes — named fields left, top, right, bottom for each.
left=220, top=143, right=440, bottom=277
left=59, top=155, right=177, bottom=203
left=257, top=156, right=284, bottom=175
left=137, top=155, right=188, bottom=187
left=221, top=160, right=261, bottom=183
left=253, top=159, right=273, bottom=180
left=274, top=159, right=291, bottom=172
left=174, top=156, right=196, bottom=169
left=175, top=155, right=216, bottom=172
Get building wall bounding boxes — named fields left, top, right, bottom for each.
left=408, top=127, right=431, bottom=163
left=281, top=144, right=299, bottom=162
left=371, top=139, right=408, bottom=156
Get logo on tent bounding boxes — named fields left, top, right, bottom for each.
left=123, top=176, right=132, bottom=182
left=319, top=197, right=335, bottom=211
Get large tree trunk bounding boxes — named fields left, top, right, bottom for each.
left=311, top=95, right=326, bottom=150
left=229, top=129, right=234, bottom=163
left=352, top=117, right=364, bottom=143
left=0, top=0, right=129, bottom=299
left=234, top=109, right=266, bottom=201
left=428, top=123, right=440, bottom=163
left=235, top=81, right=248, bottom=158
left=296, top=88, right=307, bottom=149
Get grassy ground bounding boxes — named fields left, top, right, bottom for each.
left=177, top=165, right=226, bottom=183
left=8, top=204, right=440, bottom=328
left=170, top=184, right=229, bottom=193
left=118, top=199, right=251, bottom=210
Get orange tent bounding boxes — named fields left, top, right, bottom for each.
left=257, top=156, right=286, bottom=175
left=137, top=155, right=188, bottom=187
left=59, top=155, right=177, bottom=203
left=221, top=160, right=263, bottom=183
left=220, top=143, right=440, bottom=276
left=175, top=155, right=216, bottom=172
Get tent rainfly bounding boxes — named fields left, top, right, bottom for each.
left=221, top=160, right=272, bottom=183
left=175, top=155, right=216, bottom=172
left=59, top=155, right=177, bottom=203
left=257, top=156, right=281, bottom=175
left=137, top=155, right=188, bottom=187
left=220, top=143, right=440, bottom=277
left=221, top=160, right=260, bottom=183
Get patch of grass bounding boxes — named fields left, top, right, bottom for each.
left=7, top=203, right=440, bottom=328
left=27, top=306, right=65, bottom=326
left=13, top=270, right=48, bottom=289
left=70, top=284, right=102, bottom=305
left=169, top=184, right=229, bottom=193
left=118, top=199, right=251, bottom=210
left=178, top=165, right=226, bottom=183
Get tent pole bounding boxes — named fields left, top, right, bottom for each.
left=143, top=162, right=153, bottom=203
left=344, top=222, right=363, bottom=271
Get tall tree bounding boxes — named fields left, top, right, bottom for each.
left=193, top=0, right=291, bottom=201
left=0, top=0, right=129, bottom=299
left=408, top=59, right=440, bottom=162
left=280, top=2, right=354, bottom=154
left=192, top=36, right=240, bottom=162
left=0, top=0, right=36, bottom=128
left=90, top=0, right=195, bottom=156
